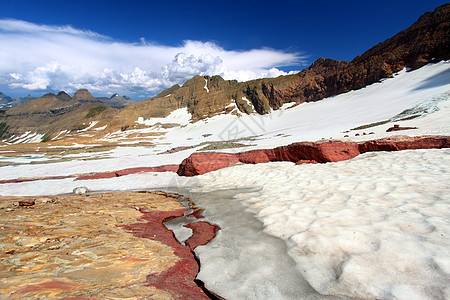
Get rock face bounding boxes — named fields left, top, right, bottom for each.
left=177, top=136, right=450, bottom=176
left=2, top=89, right=118, bottom=136
left=386, top=125, right=418, bottom=132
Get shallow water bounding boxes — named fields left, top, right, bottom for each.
left=161, top=186, right=341, bottom=300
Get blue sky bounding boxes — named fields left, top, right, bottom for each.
left=0, top=0, right=447, bottom=100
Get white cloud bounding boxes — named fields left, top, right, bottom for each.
left=0, top=19, right=306, bottom=98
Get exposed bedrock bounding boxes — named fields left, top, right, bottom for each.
left=177, top=136, right=450, bottom=176
left=123, top=192, right=220, bottom=299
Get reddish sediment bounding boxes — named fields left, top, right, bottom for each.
left=0, top=175, right=76, bottom=184
left=75, top=164, right=179, bottom=180
left=187, top=208, right=205, bottom=219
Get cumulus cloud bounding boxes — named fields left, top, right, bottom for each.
left=0, top=19, right=306, bottom=98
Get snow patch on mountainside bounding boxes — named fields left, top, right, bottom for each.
left=5, top=131, right=45, bottom=144
left=204, top=78, right=209, bottom=93
left=136, top=107, right=192, bottom=126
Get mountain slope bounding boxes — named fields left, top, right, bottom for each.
left=119, top=3, right=449, bottom=124
left=1, top=90, right=117, bottom=136
left=0, top=93, right=37, bottom=109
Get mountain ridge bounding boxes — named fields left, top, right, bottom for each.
left=118, top=3, right=449, bottom=123
left=1, top=4, right=448, bottom=141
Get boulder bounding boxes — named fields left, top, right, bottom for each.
left=177, top=152, right=240, bottom=176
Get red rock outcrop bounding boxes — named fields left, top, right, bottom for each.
left=123, top=198, right=211, bottom=299
left=2, top=136, right=448, bottom=183
left=0, top=192, right=214, bottom=299
left=184, top=221, right=221, bottom=251
left=72, top=89, right=97, bottom=102
left=177, top=152, right=240, bottom=176
left=177, top=136, right=450, bottom=176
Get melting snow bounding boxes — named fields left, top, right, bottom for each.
left=78, top=121, right=98, bottom=132
left=6, top=131, right=45, bottom=144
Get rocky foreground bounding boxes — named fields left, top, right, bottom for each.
left=0, top=191, right=218, bottom=299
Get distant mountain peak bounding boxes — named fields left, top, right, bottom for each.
left=73, top=89, right=96, bottom=102
left=57, top=91, right=72, bottom=101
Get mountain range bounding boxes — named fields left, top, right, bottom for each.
left=1, top=3, right=448, bottom=142
left=0, top=93, right=37, bottom=109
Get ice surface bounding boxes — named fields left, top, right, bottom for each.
left=78, top=121, right=98, bottom=132
left=2, top=150, right=448, bottom=299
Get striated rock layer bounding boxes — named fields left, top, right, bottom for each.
left=177, top=136, right=450, bottom=176
left=0, top=191, right=217, bottom=299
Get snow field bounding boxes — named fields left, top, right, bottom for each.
left=192, top=149, right=450, bottom=299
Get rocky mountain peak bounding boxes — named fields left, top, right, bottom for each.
left=56, top=91, right=72, bottom=101
left=182, top=75, right=207, bottom=87
left=73, top=89, right=96, bottom=102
